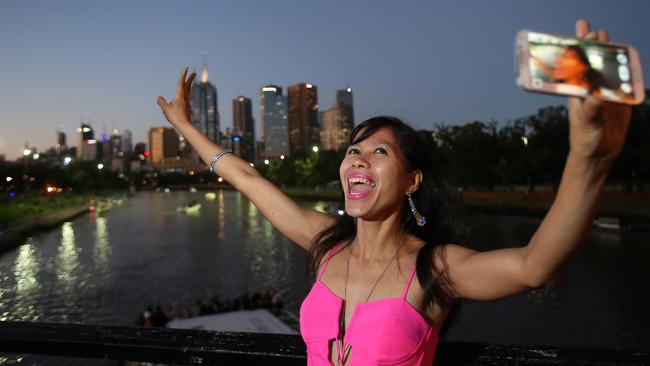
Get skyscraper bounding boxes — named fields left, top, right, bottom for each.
left=77, top=122, right=98, bottom=161
left=319, top=87, right=354, bottom=152
left=149, top=127, right=179, bottom=165
left=232, top=96, right=255, bottom=163
left=337, top=87, right=354, bottom=131
left=56, top=130, right=66, bottom=155
left=260, top=85, right=288, bottom=159
left=191, top=63, right=220, bottom=144
left=122, top=129, right=133, bottom=152
left=288, top=83, right=319, bottom=154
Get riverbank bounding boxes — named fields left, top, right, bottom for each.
left=0, top=192, right=128, bottom=254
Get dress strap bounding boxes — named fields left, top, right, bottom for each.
left=402, top=264, right=418, bottom=299
left=318, top=243, right=341, bottom=281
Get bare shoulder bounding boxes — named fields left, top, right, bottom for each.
left=432, top=243, right=477, bottom=270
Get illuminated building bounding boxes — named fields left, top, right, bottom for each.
left=260, top=85, right=288, bottom=159
left=288, top=83, right=319, bottom=154
left=233, top=96, right=255, bottom=162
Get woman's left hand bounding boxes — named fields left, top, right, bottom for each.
left=568, top=19, right=631, bottom=165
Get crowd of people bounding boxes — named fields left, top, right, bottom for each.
left=136, top=289, right=285, bottom=328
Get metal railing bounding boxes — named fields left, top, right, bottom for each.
left=0, top=321, right=648, bottom=365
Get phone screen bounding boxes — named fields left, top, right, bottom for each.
left=526, top=31, right=637, bottom=103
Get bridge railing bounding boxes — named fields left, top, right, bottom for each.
left=0, top=321, right=647, bottom=365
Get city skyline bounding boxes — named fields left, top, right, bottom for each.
left=1, top=0, right=650, bottom=160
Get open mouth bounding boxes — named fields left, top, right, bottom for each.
left=347, top=173, right=376, bottom=200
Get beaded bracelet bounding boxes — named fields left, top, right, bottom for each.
left=209, top=150, right=231, bottom=173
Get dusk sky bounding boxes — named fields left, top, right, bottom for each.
left=1, top=0, right=649, bottom=160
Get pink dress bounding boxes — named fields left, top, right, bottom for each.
left=300, top=244, right=439, bottom=365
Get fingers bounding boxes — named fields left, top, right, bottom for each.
left=177, top=67, right=189, bottom=95
left=597, top=29, right=609, bottom=42
left=184, top=72, right=197, bottom=96
left=157, top=96, right=169, bottom=109
left=576, top=19, right=590, bottom=38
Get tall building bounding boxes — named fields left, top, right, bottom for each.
left=56, top=130, right=67, bottom=155
left=149, top=127, right=179, bottom=165
left=191, top=63, right=220, bottom=144
left=122, top=129, right=133, bottom=152
left=319, top=88, right=354, bottom=151
left=260, top=85, right=288, bottom=159
left=337, top=87, right=354, bottom=132
left=288, top=83, right=319, bottom=154
left=77, top=122, right=99, bottom=161
left=232, top=96, right=255, bottom=162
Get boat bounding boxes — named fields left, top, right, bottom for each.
left=177, top=200, right=202, bottom=213
left=167, top=308, right=298, bottom=334
left=592, top=217, right=621, bottom=231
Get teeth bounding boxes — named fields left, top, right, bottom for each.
left=348, top=177, right=375, bottom=187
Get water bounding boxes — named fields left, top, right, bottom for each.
left=0, top=190, right=648, bottom=361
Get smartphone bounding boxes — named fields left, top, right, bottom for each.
left=516, top=30, right=645, bottom=105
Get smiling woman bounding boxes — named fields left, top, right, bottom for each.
left=157, top=19, right=632, bottom=366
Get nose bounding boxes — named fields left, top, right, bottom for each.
left=352, top=155, right=368, bottom=168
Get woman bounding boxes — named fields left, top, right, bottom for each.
left=532, top=44, right=606, bottom=95
left=157, top=20, right=631, bottom=365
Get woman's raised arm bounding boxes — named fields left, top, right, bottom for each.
left=157, top=68, right=334, bottom=250
left=440, top=19, right=632, bottom=301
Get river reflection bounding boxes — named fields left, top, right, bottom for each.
left=0, top=190, right=648, bottom=353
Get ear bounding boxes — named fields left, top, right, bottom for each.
left=407, top=170, right=423, bottom=194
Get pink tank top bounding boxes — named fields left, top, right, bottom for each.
left=300, top=244, right=439, bottom=365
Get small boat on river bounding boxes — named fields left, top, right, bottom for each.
left=177, top=200, right=202, bottom=213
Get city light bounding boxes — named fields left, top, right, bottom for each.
left=249, top=163, right=254, bottom=167
left=188, top=170, right=195, bottom=176
left=82, top=127, right=91, bottom=133
left=312, top=146, right=319, bottom=153
left=32, top=153, right=39, bottom=160
left=5, top=177, right=12, bottom=182
left=46, top=185, right=56, bottom=193
left=64, top=156, right=72, bottom=165
left=23, top=149, right=32, bottom=156
left=337, top=210, right=345, bottom=216
left=522, top=136, right=529, bottom=146
left=264, top=159, right=270, bottom=165
left=280, top=155, right=285, bottom=160
left=347, top=87, right=352, bottom=92
left=262, top=86, right=277, bottom=92
left=306, top=83, right=313, bottom=88
left=217, top=177, right=223, bottom=183
left=97, top=163, right=104, bottom=170
left=87, top=139, right=97, bottom=144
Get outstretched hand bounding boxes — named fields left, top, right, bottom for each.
left=567, top=20, right=631, bottom=164
left=157, top=67, right=197, bottom=128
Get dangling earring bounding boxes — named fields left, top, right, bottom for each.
left=407, top=192, right=427, bottom=227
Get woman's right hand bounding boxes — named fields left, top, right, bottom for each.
left=157, top=67, right=196, bottom=128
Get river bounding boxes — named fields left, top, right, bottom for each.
left=0, top=190, right=648, bottom=363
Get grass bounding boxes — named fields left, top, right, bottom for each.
left=0, top=193, right=94, bottom=226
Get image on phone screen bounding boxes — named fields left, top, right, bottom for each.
left=526, top=32, right=637, bottom=104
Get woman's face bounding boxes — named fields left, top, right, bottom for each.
left=339, top=127, right=415, bottom=221
left=554, top=48, right=588, bottom=82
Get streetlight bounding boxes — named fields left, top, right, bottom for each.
left=97, top=163, right=104, bottom=170
left=312, top=146, right=319, bottom=153
left=63, top=156, right=72, bottom=165
left=32, top=153, right=39, bottom=160
left=23, top=149, right=32, bottom=156
left=264, top=159, right=270, bottom=165
left=5, top=177, right=12, bottom=182
left=521, top=136, right=529, bottom=146
left=280, top=155, right=285, bottom=160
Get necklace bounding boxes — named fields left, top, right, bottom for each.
left=335, top=235, right=406, bottom=366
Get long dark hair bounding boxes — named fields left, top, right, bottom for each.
left=307, top=116, right=459, bottom=313
left=565, top=45, right=605, bottom=94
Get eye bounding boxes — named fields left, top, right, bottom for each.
left=347, top=147, right=360, bottom=155
left=375, top=147, right=388, bottom=154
